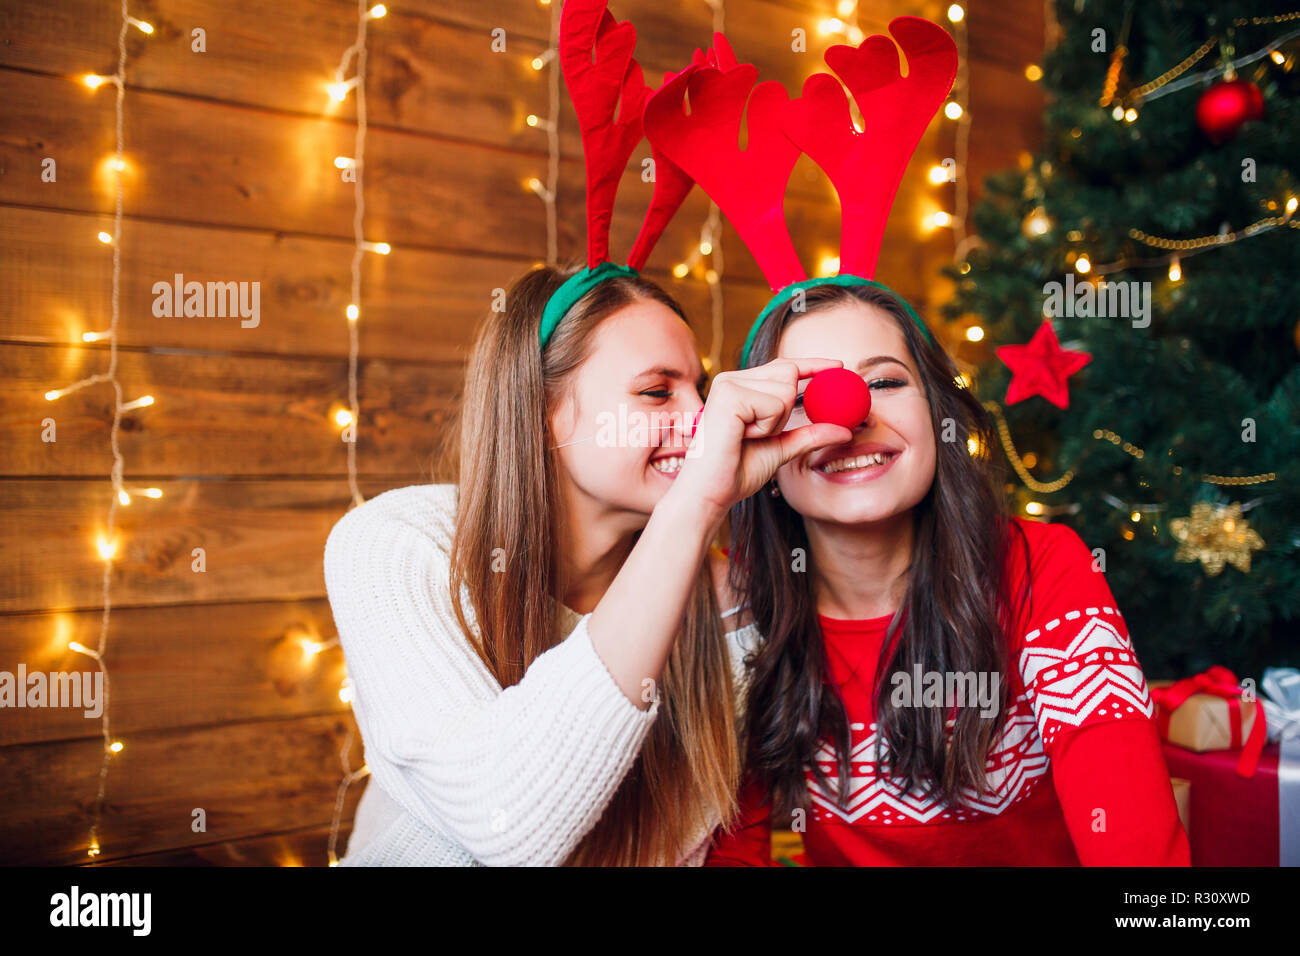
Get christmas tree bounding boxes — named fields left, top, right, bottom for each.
left=942, top=0, right=1299, bottom=679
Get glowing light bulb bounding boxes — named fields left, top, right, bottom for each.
left=1024, top=208, right=1051, bottom=237
left=83, top=74, right=108, bottom=89
left=1025, top=502, right=1044, bottom=515
left=966, top=437, right=980, bottom=455
left=1075, top=255, right=1091, bottom=274
left=327, top=81, right=351, bottom=102
left=947, top=4, right=965, bottom=23
left=965, top=325, right=984, bottom=342
left=367, top=3, right=387, bottom=18
left=1286, top=197, right=1298, bottom=215
left=837, top=0, right=856, bottom=15
left=818, top=254, right=840, bottom=275
left=96, top=536, right=117, bottom=560
left=1112, top=105, right=1125, bottom=120
left=145, top=488, right=162, bottom=498
left=132, top=20, right=154, bottom=34
left=119, top=490, right=130, bottom=506
left=1130, top=511, right=1141, bottom=523
left=109, top=740, right=124, bottom=753
left=334, top=156, right=354, bottom=169
left=672, top=263, right=689, bottom=278
left=931, top=211, right=952, bottom=227
left=819, top=18, right=846, bottom=35
left=346, top=304, right=359, bottom=321
left=97, top=231, right=113, bottom=244
left=1271, top=51, right=1286, bottom=65
left=1025, top=64, right=1043, bottom=82
left=929, top=164, right=949, bottom=184
left=531, top=56, right=546, bottom=71
left=944, top=101, right=963, bottom=120
left=699, top=240, right=712, bottom=255
left=108, top=157, right=126, bottom=172
left=335, top=409, right=353, bottom=427
left=1124, top=107, right=1138, bottom=123
left=526, top=113, right=540, bottom=127
left=1168, top=257, right=1181, bottom=282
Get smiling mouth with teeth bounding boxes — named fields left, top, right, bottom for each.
left=650, top=455, right=685, bottom=474
left=817, top=451, right=896, bottom=474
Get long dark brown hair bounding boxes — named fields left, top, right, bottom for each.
left=443, top=263, right=739, bottom=865
left=729, top=282, right=1031, bottom=824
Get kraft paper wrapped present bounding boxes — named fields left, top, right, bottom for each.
left=1151, top=666, right=1265, bottom=776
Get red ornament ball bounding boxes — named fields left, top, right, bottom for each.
left=1195, top=78, right=1264, bottom=143
left=801, top=368, right=871, bottom=429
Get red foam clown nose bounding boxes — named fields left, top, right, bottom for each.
left=801, top=368, right=871, bottom=429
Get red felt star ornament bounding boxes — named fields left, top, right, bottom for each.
left=996, top=320, right=1091, bottom=409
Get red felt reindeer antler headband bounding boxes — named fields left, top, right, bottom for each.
left=538, top=0, right=706, bottom=349
left=643, top=17, right=958, bottom=365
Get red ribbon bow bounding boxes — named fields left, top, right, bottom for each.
left=1151, top=665, right=1268, bottom=777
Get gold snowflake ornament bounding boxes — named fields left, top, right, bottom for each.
left=1170, top=501, right=1265, bottom=576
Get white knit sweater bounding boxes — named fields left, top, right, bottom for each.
left=323, top=483, right=758, bottom=866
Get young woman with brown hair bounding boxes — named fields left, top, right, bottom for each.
left=636, top=14, right=1189, bottom=866
left=705, top=282, right=1190, bottom=866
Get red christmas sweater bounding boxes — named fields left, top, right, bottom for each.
left=707, top=517, right=1190, bottom=866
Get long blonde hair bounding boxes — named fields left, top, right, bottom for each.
left=443, top=263, right=740, bottom=865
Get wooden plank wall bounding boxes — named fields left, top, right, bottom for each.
left=0, top=0, right=1044, bottom=866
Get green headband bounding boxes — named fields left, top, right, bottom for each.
left=539, top=262, right=638, bottom=349
left=739, top=275, right=934, bottom=368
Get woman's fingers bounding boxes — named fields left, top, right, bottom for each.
left=721, top=357, right=842, bottom=392
left=771, top=422, right=854, bottom=467
left=707, top=358, right=840, bottom=437
left=726, top=381, right=791, bottom=438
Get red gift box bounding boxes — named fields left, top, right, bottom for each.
left=1161, top=739, right=1284, bottom=866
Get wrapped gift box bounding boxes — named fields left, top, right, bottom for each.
left=1161, top=740, right=1285, bottom=866
left=1151, top=678, right=1259, bottom=752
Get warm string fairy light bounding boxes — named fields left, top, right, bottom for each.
left=526, top=0, right=560, bottom=265
left=322, top=0, right=390, bottom=868
left=944, top=4, right=971, bottom=254
left=50, top=0, right=156, bottom=862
